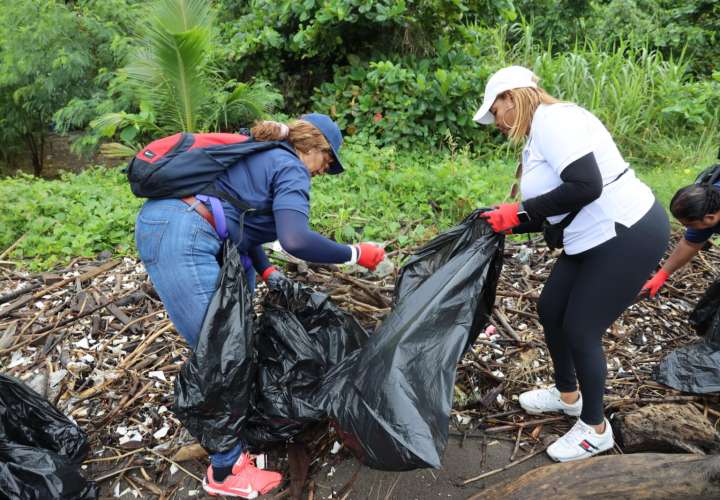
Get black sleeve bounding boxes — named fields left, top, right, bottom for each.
left=522, top=152, right=603, bottom=220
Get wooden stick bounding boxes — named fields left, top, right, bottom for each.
left=493, top=308, right=522, bottom=342
left=463, top=447, right=547, bottom=486
left=147, top=448, right=203, bottom=482
left=0, top=259, right=120, bottom=318
left=118, top=321, right=173, bottom=370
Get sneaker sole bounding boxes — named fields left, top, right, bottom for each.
left=521, top=406, right=582, bottom=417
left=547, top=442, right=614, bottom=462
left=202, top=479, right=259, bottom=499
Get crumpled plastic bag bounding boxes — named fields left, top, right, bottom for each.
left=0, top=374, right=97, bottom=500
left=314, top=211, right=504, bottom=470
left=240, top=279, right=369, bottom=446
left=654, top=277, right=720, bottom=394
left=174, top=212, right=504, bottom=470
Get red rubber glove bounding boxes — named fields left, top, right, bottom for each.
left=480, top=203, right=521, bottom=233
left=641, top=270, right=670, bottom=298
left=356, top=243, right=385, bottom=271
left=261, top=266, right=279, bottom=281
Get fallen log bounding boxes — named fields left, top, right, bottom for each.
left=612, top=403, right=720, bottom=454
left=475, top=453, right=720, bottom=500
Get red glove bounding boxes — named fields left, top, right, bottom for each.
left=261, top=266, right=279, bottom=282
left=480, top=203, right=520, bottom=233
left=356, top=243, right=385, bottom=271
left=641, top=270, right=670, bottom=298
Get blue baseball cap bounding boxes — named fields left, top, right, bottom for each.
left=300, top=113, right=345, bottom=174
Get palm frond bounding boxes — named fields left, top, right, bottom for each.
left=126, top=0, right=214, bottom=132
left=100, top=142, right=137, bottom=159
left=210, top=81, right=284, bottom=130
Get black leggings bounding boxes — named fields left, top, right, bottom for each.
left=537, top=200, right=669, bottom=424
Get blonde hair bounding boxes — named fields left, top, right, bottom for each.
left=506, top=87, right=562, bottom=144
left=251, top=120, right=330, bottom=154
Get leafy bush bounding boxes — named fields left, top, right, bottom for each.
left=0, top=0, right=137, bottom=174
left=217, top=0, right=518, bottom=111
left=312, top=53, right=486, bottom=149
left=85, top=0, right=283, bottom=157
left=584, top=0, right=720, bottom=76
left=0, top=168, right=141, bottom=269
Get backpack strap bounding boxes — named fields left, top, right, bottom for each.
left=200, top=185, right=273, bottom=216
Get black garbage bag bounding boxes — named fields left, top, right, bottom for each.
left=689, top=277, right=720, bottom=337
left=239, top=280, right=369, bottom=447
left=0, top=374, right=97, bottom=500
left=314, top=212, right=504, bottom=470
left=174, top=243, right=257, bottom=454
left=653, top=279, right=720, bottom=394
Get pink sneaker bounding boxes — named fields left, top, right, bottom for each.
left=203, top=453, right=283, bottom=498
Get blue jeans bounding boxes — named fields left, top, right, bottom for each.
left=135, top=199, right=254, bottom=468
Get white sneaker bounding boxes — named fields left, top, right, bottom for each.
left=547, top=418, right=614, bottom=462
left=518, top=387, right=582, bottom=416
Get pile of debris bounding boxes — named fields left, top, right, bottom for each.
left=1, top=232, right=718, bottom=498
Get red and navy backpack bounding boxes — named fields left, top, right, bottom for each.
left=126, top=131, right=296, bottom=212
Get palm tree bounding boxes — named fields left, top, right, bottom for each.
left=94, top=0, right=282, bottom=156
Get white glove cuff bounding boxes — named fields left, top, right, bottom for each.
left=346, top=245, right=359, bottom=265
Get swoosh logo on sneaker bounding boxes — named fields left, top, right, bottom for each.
left=229, top=484, right=255, bottom=495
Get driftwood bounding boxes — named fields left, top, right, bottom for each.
left=612, top=403, right=720, bottom=454
left=476, top=453, right=720, bottom=500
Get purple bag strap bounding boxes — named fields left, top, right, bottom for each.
left=195, top=194, right=228, bottom=240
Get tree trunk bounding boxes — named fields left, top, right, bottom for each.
left=612, top=403, right=720, bottom=454
left=475, top=453, right=720, bottom=500
left=25, top=131, right=44, bottom=176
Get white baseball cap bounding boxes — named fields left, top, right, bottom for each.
left=473, top=66, right=539, bottom=125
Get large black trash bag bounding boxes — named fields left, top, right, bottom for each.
left=0, top=375, right=97, bottom=500
left=174, top=243, right=257, bottom=454
left=315, top=212, right=504, bottom=470
left=239, top=280, right=369, bottom=447
left=654, top=279, right=720, bottom=393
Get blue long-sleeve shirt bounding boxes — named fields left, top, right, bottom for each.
left=212, top=146, right=351, bottom=273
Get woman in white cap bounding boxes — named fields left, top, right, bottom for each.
left=475, top=66, right=669, bottom=462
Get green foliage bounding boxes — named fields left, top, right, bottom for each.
left=310, top=143, right=513, bottom=247
left=91, top=0, right=283, bottom=154
left=585, top=0, right=720, bottom=76
left=217, top=0, right=518, bottom=111
left=0, top=168, right=141, bottom=269
left=0, top=0, right=102, bottom=173
left=313, top=54, right=484, bottom=149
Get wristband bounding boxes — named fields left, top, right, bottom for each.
left=346, top=245, right=359, bottom=265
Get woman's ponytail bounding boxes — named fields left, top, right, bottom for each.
left=250, top=119, right=330, bottom=155
left=251, top=120, right=290, bottom=141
